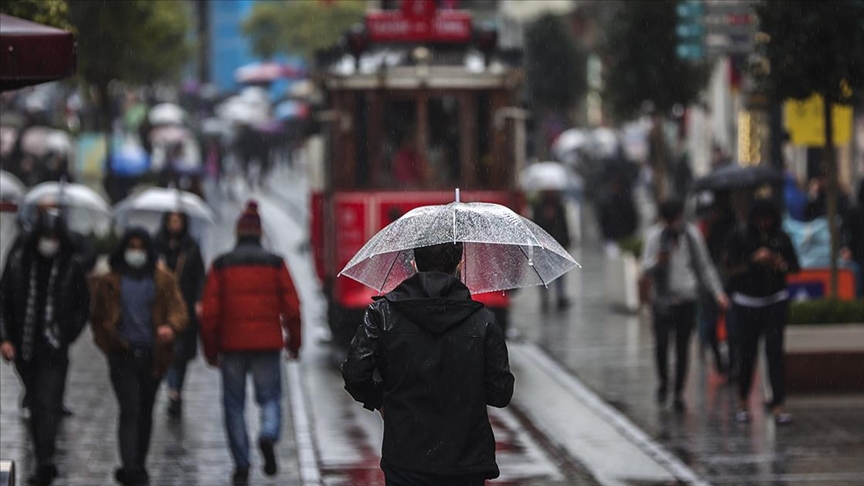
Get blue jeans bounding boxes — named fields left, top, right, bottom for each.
left=220, top=351, right=282, bottom=469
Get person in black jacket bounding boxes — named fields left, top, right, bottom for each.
left=0, top=209, right=90, bottom=486
left=153, top=212, right=206, bottom=420
left=341, top=242, right=515, bottom=486
left=841, top=180, right=864, bottom=296
left=726, top=199, right=800, bottom=425
left=531, top=190, right=573, bottom=311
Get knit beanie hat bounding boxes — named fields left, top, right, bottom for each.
left=236, top=200, right=262, bottom=237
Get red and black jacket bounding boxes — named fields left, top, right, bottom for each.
left=200, top=239, right=301, bottom=361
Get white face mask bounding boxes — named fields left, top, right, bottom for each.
left=38, top=238, right=60, bottom=258
left=124, top=249, right=148, bottom=269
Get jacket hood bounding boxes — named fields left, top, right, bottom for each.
left=383, top=271, right=484, bottom=334
left=109, top=226, right=157, bottom=275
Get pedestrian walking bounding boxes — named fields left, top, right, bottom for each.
left=200, top=200, right=302, bottom=486
left=531, top=190, right=572, bottom=311
left=726, top=199, right=800, bottom=425
left=841, top=180, right=864, bottom=296
left=341, top=241, right=515, bottom=486
left=89, top=227, right=188, bottom=486
left=0, top=210, right=89, bottom=486
left=596, top=173, right=638, bottom=258
left=641, top=199, right=729, bottom=412
left=153, top=212, right=206, bottom=420
left=695, top=191, right=737, bottom=378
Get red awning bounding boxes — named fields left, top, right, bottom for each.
left=0, top=14, right=76, bottom=91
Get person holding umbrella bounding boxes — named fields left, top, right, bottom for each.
left=153, top=212, right=206, bottom=420
left=341, top=241, right=515, bottom=485
left=641, top=199, right=729, bottom=412
left=0, top=209, right=89, bottom=486
left=89, top=227, right=187, bottom=486
left=726, top=199, right=800, bottom=424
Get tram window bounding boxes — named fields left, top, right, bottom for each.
left=428, top=96, right=461, bottom=185
left=475, top=93, right=493, bottom=187
left=383, top=98, right=417, bottom=187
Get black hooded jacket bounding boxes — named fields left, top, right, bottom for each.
left=341, top=272, right=514, bottom=478
left=726, top=201, right=800, bottom=298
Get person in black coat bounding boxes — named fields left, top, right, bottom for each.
left=726, top=199, right=800, bottom=425
left=531, top=190, right=573, bottom=310
left=596, top=174, right=639, bottom=257
left=841, top=180, right=864, bottom=296
left=0, top=209, right=89, bottom=486
left=153, top=212, right=206, bottom=420
left=341, top=242, right=514, bottom=486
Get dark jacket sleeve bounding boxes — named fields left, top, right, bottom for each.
left=0, top=256, right=13, bottom=343
left=189, top=246, right=206, bottom=303
left=780, top=232, right=801, bottom=275
left=341, top=305, right=384, bottom=411
left=64, top=259, right=90, bottom=345
left=70, top=232, right=97, bottom=273
left=484, top=317, right=514, bottom=408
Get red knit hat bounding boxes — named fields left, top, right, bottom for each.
left=236, top=200, right=262, bottom=237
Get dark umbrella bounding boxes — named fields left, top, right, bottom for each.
left=0, top=14, right=76, bottom=91
left=691, top=164, right=782, bottom=192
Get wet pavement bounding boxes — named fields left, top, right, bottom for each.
left=3, top=165, right=863, bottom=485
left=511, top=221, right=864, bottom=486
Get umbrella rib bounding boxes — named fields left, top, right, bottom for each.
left=377, top=250, right=403, bottom=295
left=518, top=245, right=548, bottom=288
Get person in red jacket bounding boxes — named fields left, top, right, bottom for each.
left=200, top=200, right=302, bottom=486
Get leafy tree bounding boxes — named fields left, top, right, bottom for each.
left=0, top=0, right=73, bottom=31
left=757, top=0, right=864, bottom=297
left=244, top=0, right=366, bottom=60
left=67, top=0, right=190, bottom=201
left=525, top=13, right=587, bottom=115
left=601, top=0, right=709, bottom=199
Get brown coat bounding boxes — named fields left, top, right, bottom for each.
left=89, top=268, right=188, bottom=377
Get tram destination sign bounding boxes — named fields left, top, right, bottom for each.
left=366, top=0, right=472, bottom=43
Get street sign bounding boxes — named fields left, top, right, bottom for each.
left=676, top=0, right=705, bottom=60
left=366, top=0, right=473, bottom=43
left=785, top=94, right=853, bottom=146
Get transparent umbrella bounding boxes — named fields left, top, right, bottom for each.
left=339, top=192, right=580, bottom=295
left=0, top=170, right=25, bottom=202
left=519, top=161, right=583, bottom=192
left=21, top=181, right=111, bottom=234
left=112, top=186, right=214, bottom=224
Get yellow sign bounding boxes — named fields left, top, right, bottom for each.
left=784, top=94, right=853, bottom=146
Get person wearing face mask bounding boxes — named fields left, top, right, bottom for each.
left=641, top=199, right=730, bottom=413
left=726, top=199, right=800, bottom=425
left=0, top=210, right=90, bottom=486
left=89, top=227, right=187, bottom=486
left=153, top=212, right=206, bottom=420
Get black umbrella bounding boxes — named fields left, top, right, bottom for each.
left=691, top=164, right=782, bottom=192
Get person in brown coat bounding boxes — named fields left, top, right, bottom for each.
left=90, top=227, right=187, bottom=486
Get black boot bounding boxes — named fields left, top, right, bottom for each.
left=27, top=464, right=57, bottom=486
left=167, top=397, right=182, bottom=420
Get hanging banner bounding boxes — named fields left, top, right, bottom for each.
left=784, top=94, right=853, bottom=146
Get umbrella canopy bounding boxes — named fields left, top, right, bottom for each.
left=274, top=100, right=310, bottom=121
left=590, top=128, right=619, bottom=159
left=0, top=14, right=76, bottom=91
left=0, top=170, right=26, bottom=202
left=108, top=142, right=150, bottom=177
left=691, top=164, right=782, bottom=192
left=149, top=125, right=193, bottom=146
left=235, top=61, right=305, bottom=84
left=20, top=181, right=111, bottom=234
left=0, top=126, right=17, bottom=158
left=339, top=199, right=580, bottom=295
left=148, top=103, right=187, bottom=126
left=552, top=129, right=589, bottom=164
left=113, top=187, right=214, bottom=224
left=21, top=126, right=73, bottom=157
left=519, top=162, right=582, bottom=192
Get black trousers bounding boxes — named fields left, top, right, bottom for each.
left=109, top=350, right=161, bottom=472
left=734, top=301, right=789, bottom=407
left=15, top=351, right=69, bottom=467
left=652, top=301, right=697, bottom=396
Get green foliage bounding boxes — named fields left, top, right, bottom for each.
left=67, top=0, right=191, bottom=88
left=601, top=0, right=709, bottom=121
left=788, top=299, right=864, bottom=325
left=524, top=13, right=587, bottom=114
left=243, top=0, right=366, bottom=60
left=0, top=0, right=73, bottom=31
left=756, top=1, right=864, bottom=103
